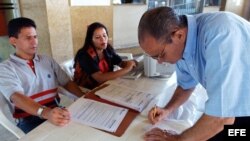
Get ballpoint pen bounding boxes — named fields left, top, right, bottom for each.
left=54, top=98, right=68, bottom=119
left=54, top=98, right=65, bottom=108
left=153, top=104, right=157, bottom=118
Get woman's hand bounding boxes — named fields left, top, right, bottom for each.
left=123, top=60, right=136, bottom=71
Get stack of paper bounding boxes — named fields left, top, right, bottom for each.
left=69, top=98, right=128, bottom=132
left=95, top=84, right=154, bottom=112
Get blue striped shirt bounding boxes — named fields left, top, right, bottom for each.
left=176, top=12, right=250, bottom=117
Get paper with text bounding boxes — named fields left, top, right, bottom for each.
left=143, top=119, right=191, bottom=135
left=69, top=98, right=128, bottom=132
left=95, top=84, right=154, bottom=112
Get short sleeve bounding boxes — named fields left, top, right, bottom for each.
left=0, top=63, right=24, bottom=101
left=77, top=51, right=100, bottom=75
left=106, top=47, right=122, bottom=65
left=48, top=56, right=70, bottom=86
left=176, top=62, right=197, bottom=90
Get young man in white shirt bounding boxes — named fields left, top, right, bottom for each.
left=0, top=17, right=85, bottom=133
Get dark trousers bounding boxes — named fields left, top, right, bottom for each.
left=17, top=116, right=46, bottom=133
left=208, top=117, right=250, bottom=141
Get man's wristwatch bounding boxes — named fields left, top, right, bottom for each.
left=37, top=106, right=46, bottom=119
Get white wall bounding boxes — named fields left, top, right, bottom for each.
left=225, top=0, right=245, bottom=16
left=113, top=5, right=147, bottom=48
left=70, top=0, right=110, bottom=6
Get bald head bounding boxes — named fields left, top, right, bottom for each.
left=138, top=7, right=187, bottom=45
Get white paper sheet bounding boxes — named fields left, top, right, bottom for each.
left=68, top=98, right=128, bottom=132
left=143, top=119, right=191, bottom=135
left=95, top=84, right=154, bottom=112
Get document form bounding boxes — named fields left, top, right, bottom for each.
left=95, top=84, right=154, bottom=112
left=68, top=98, right=128, bottom=132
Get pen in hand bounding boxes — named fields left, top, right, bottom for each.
left=153, top=104, right=157, bottom=118
left=54, top=98, right=69, bottom=119
left=54, top=98, right=65, bottom=108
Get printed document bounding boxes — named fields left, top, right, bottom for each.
left=95, top=84, right=154, bottom=112
left=68, top=98, right=128, bottom=132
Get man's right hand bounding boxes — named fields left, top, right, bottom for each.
left=43, top=107, right=71, bottom=126
left=148, top=106, right=171, bottom=124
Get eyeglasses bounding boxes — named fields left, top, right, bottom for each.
left=150, top=46, right=167, bottom=60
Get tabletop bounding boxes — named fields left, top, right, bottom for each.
left=19, top=73, right=207, bottom=141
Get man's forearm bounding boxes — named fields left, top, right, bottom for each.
left=11, top=92, right=41, bottom=116
left=63, top=80, right=85, bottom=97
left=180, top=114, right=235, bottom=141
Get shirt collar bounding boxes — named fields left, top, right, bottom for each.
left=10, top=53, right=40, bottom=65
left=182, top=15, right=197, bottom=60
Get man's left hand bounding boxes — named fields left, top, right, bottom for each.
left=144, top=128, right=179, bottom=141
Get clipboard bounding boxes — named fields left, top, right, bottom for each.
left=84, top=84, right=139, bottom=137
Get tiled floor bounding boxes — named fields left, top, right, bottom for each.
left=0, top=6, right=220, bottom=141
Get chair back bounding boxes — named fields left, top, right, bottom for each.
left=60, top=59, right=75, bottom=80
left=0, top=92, right=25, bottom=139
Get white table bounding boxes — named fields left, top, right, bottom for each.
left=19, top=73, right=207, bottom=141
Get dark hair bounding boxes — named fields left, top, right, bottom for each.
left=82, top=22, right=111, bottom=50
left=138, top=7, right=187, bottom=44
left=8, top=17, right=36, bottom=38
left=74, top=22, right=113, bottom=66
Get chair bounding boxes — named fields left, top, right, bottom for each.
left=59, top=59, right=91, bottom=106
left=0, top=92, right=25, bottom=139
left=59, top=58, right=91, bottom=94
left=60, top=58, right=75, bottom=80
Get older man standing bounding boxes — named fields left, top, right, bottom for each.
left=138, top=7, right=250, bottom=141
